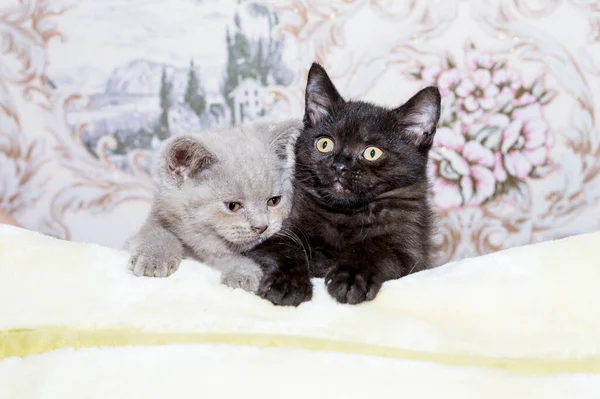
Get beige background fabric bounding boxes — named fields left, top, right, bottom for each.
left=1, top=0, right=599, bottom=263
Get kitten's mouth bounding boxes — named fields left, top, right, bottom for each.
left=247, top=234, right=267, bottom=244
left=255, top=235, right=266, bottom=244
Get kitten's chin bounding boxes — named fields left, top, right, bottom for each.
left=325, top=180, right=355, bottom=200
left=321, top=187, right=362, bottom=207
left=226, top=235, right=266, bottom=252
left=332, top=181, right=349, bottom=195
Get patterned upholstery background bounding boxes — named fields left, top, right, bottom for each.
left=1, top=0, right=599, bottom=264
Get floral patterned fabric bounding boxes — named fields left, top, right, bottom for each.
left=416, top=49, right=556, bottom=209
left=1, top=0, right=599, bottom=264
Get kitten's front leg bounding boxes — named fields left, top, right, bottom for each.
left=326, top=240, right=397, bottom=304
left=125, top=217, right=183, bottom=278
left=212, top=254, right=263, bottom=293
left=245, top=237, right=313, bottom=307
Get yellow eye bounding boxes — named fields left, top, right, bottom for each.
left=267, top=196, right=281, bottom=207
left=316, top=137, right=334, bottom=153
left=363, top=146, right=383, bottom=161
left=226, top=202, right=242, bottom=212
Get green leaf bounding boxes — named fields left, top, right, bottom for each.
left=538, top=89, right=557, bottom=105
left=444, top=54, right=456, bottom=69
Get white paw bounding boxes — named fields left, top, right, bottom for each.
left=221, top=268, right=262, bottom=293
left=129, top=253, right=180, bottom=278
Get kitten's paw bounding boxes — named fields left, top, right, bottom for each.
left=325, top=269, right=381, bottom=304
left=257, top=271, right=312, bottom=307
left=129, top=253, right=180, bottom=278
left=221, top=267, right=262, bottom=293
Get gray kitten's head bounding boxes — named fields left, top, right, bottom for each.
left=153, top=119, right=301, bottom=252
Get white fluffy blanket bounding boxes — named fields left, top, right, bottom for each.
left=1, top=225, right=599, bottom=398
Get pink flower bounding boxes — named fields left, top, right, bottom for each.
left=431, top=127, right=497, bottom=208
left=466, top=113, right=510, bottom=146
left=515, top=92, right=537, bottom=106
left=497, top=104, right=552, bottom=179
left=492, top=68, right=521, bottom=91
left=492, top=68, right=522, bottom=109
left=459, top=108, right=483, bottom=127
left=456, top=69, right=500, bottom=112
left=493, top=151, right=507, bottom=183
left=421, top=65, right=441, bottom=84
left=466, top=51, right=494, bottom=70
left=436, top=69, right=461, bottom=96
left=416, top=48, right=555, bottom=208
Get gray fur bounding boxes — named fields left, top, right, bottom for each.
left=125, top=118, right=302, bottom=293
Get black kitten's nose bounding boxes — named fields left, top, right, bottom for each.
left=331, top=162, right=347, bottom=174
left=252, top=225, right=268, bottom=235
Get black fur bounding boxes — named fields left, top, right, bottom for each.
left=245, top=63, right=441, bottom=306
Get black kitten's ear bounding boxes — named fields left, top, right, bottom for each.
left=162, top=136, right=215, bottom=184
left=393, top=86, right=441, bottom=150
left=304, top=62, right=344, bottom=127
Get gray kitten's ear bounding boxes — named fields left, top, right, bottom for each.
left=303, top=63, right=344, bottom=127
left=268, top=119, right=302, bottom=167
left=163, top=136, right=215, bottom=183
left=392, top=86, right=441, bottom=151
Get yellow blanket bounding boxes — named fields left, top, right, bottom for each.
left=1, top=225, right=599, bottom=398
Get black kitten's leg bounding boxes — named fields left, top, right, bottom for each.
left=325, top=240, right=401, bottom=305
left=245, top=236, right=312, bottom=307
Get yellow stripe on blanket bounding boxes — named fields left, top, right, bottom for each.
left=2, top=328, right=600, bottom=375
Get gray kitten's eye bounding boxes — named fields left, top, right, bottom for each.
left=226, top=202, right=242, bottom=212
left=267, top=196, right=281, bottom=207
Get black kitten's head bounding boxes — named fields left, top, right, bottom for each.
left=295, top=62, right=442, bottom=207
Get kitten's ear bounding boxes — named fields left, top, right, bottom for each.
left=304, top=62, right=344, bottom=127
left=161, top=136, right=215, bottom=184
left=392, top=86, right=441, bottom=151
left=268, top=119, right=302, bottom=168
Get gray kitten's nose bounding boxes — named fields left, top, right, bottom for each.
left=252, top=225, right=268, bottom=235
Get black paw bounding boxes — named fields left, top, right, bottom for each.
left=257, top=271, right=313, bottom=307
left=325, top=269, right=381, bottom=304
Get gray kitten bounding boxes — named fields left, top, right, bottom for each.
left=125, top=119, right=301, bottom=293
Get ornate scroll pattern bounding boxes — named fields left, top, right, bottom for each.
left=260, top=0, right=459, bottom=101
left=474, top=3, right=600, bottom=207
left=258, top=0, right=366, bottom=78
left=0, top=0, right=66, bottom=226
left=45, top=91, right=154, bottom=239
left=1, top=0, right=155, bottom=239
left=430, top=0, right=600, bottom=262
left=1, top=0, right=599, bottom=257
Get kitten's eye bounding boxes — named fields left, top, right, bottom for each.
left=226, top=202, right=242, bottom=212
left=363, top=146, right=383, bottom=161
left=267, top=196, right=281, bottom=207
left=315, top=137, right=334, bottom=153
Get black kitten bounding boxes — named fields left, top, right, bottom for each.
left=245, top=63, right=441, bottom=306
